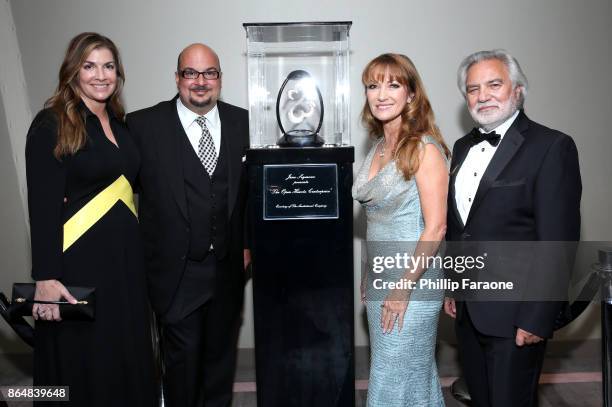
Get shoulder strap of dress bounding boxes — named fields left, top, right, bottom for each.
left=420, top=135, right=448, bottom=163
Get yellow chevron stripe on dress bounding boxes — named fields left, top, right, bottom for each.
left=63, top=175, right=137, bottom=252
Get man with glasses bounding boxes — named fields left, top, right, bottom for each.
left=127, top=43, right=250, bottom=407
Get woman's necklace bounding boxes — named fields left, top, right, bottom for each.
left=379, top=138, right=394, bottom=158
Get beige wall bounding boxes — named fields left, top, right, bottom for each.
left=0, top=91, right=31, bottom=353
left=2, top=0, right=610, bottom=349
left=0, top=0, right=33, bottom=353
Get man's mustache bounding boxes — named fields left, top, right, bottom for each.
left=190, top=85, right=211, bottom=91
left=476, top=103, right=498, bottom=110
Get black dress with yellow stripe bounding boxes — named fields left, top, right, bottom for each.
left=25, top=105, right=156, bottom=407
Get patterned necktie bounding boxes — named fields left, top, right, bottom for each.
left=195, top=116, right=217, bottom=176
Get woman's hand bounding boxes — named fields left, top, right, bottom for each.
left=32, top=280, right=77, bottom=321
left=380, top=289, right=410, bottom=334
left=360, top=278, right=367, bottom=304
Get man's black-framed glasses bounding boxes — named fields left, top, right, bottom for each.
left=179, top=69, right=221, bottom=80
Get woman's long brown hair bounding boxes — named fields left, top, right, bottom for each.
left=361, top=53, right=450, bottom=180
left=45, top=32, right=125, bottom=159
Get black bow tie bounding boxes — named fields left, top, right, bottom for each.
left=469, top=128, right=501, bottom=147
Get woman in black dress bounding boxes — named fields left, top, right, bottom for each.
left=25, top=32, right=155, bottom=406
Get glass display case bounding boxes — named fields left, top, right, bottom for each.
left=243, top=22, right=352, bottom=148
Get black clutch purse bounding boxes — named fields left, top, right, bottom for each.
left=10, top=283, right=96, bottom=321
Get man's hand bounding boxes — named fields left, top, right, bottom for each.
left=443, top=297, right=456, bottom=319
left=515, top=328, right=543, bottom=346
left=243, top=249, right=252, bottom=272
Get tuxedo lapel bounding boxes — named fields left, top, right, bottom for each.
left=465, top=113, right=528, bottom=226
left=157, top=99, right=189, bottom=221
left=218, top=102, right=242, bottom=219
left=449, top=137, right=471, bottom=230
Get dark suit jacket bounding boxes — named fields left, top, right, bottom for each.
left=446, top=110, right=581, bottom=338
left=126, top=98, right=249, bottom=317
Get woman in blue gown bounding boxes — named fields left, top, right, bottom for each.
left=352, top=53, right=450, bottom=406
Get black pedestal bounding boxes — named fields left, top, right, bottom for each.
left=246, top=147, right=355, bottom=407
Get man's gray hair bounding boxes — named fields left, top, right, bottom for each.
left=457, top=49, right=528, bottom=109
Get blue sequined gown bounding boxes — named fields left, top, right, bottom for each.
left=352, top=136, right=445, bottom=407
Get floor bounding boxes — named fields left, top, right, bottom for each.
left=0, top=340, right=603, bottom=406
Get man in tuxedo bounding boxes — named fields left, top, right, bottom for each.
left=443, top=50, right=581, bottom=406
left=126, top=43, right=249, bottom=407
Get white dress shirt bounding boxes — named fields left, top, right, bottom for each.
left=454, top=110, right=520, bottom=224
left=176, top=98, right=221, bottom=158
